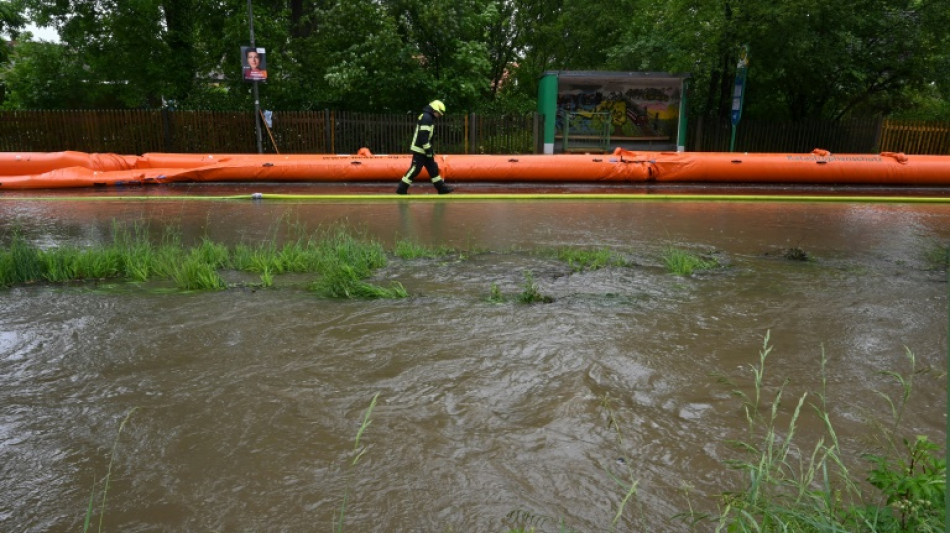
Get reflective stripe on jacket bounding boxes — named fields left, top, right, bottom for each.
left=409, top=107, right=436, bottom=155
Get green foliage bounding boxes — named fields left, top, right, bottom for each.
left=487, top=281, right=505, bottom=303
left=309, top=263, right=407, bottom=300
left=0, top=1, right=26, bottom=57
left=706, top=334, right=946, bottom=533
left=172, top=255, right=226, bottom=290
left=191, top=237, right=230, bottom=269
left=606, top=0, right=950, bottom=119
left=40, top=246, right=81, bottom=282
left=0, top=221, right=405, bottom=297
left=517, top=270, right=553, bottom=304
left=661, top=246, right=719, bottom=276
left=546, top=246, right=628, bottom=272
left=921, top=242, right=949, bottom=272
left=7, top=0, right=948, bottom=117
left=1, top=42, right=89, bottom=109
left=259, top=267, right=274, bottom=288
left=860, top=436, right=946, bottom=532
left=0, top=232, right=43, bottom=285
left=393, top=238, right=455, bottom=260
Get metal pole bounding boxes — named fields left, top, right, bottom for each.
left=247, top=0, right=263, bottom=154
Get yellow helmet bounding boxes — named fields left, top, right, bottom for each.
left=429, top=100, right=446, bottom=114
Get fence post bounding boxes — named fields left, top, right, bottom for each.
left=533, top=113, right=542, bottom=154
left=873, top=116, right=885, bottom=153
left=162, top=108, right=173, bottom=152
left=693, top=115, right=703, bottom=151
left=323, top=109, right=331, bottom=153
left=469, top=113, right=476, bottom=155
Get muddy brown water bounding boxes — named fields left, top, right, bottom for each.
left=1, top=187, right=947, bottom=532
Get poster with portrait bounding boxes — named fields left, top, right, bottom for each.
left=241, top=46, right=268, bottom=81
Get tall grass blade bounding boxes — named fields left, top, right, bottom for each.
left=97, top=407, right=138, bottom=532
left=82, top=477, right=96, bottom=533
left=336, top=393, right=380, bottom=533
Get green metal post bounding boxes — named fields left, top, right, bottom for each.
left=677, top=78, right=689, bottom=151
left=537, top=72, right=559, bottom=154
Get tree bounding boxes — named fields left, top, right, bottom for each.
left=506, top=0, right=639, bottom=104
left=1, top=41, right=88, bottom=108
left=737, top=0, right=950, bottom=119
left=18, top=0, right=285, bottom=109
left=0, top=0, right=26, bottom=60
left=605, top=0, right=950, bottom=120
left=385, top=0, right=497, bottom=111
left=3, top=0, right=946, bottom=119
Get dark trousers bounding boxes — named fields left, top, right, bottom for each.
left=401, top=152, right=440, bottom=182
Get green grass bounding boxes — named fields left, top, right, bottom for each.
left=393, top=238, right=456, bottom=260
left=518, top=271, right=553, bottom=304
left=695, top=334, right=946, bottom=533
left=661, top=246, right=720, bottom=276
left=309, top=263, right=407, bottom=299
left=921, top=241, right=949, bottom=271
left=781, top=246, right=813, bottom=262
left=543, top=246, right=629, bottom=272
left=0, top=232, right=44, bottom=285
left=0, top=221, right=403, bottom=298
left=307, top=226, right=405, bottom=299
left=172, top=255, right=226, bottom=290
left=487, top=282, right=505, bottom=303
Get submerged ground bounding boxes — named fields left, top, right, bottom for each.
left=0, top=189, right=947, bottom=531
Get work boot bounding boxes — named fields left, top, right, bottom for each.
left=433, top=180, right=454, bottom=195
left=395, top=181, right=409, bottom=195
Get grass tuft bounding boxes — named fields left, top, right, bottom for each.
left=173, top=255, right=226, bottom=290
left=699, top=333, right=946, bottom=532
left=546, top=246, right=629, bottom=272
left=782, top=246, right=812, bottom=261
left=487, top=282, right=505, bottom=303
left=310, top=263, right=407, bottom=299
left=0, top=232, right=44, bottom=286
left=518, top=271, right=553, bottom=304
left=0, top=221, right=404, bottom=297
left=393, top=238, right=455, bottom=260
left=921, top=241, right=949, bottom=271
left=661, top=246, right=719, bottom=276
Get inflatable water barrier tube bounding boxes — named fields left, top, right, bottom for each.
left=0, top=148, right=949, bottom=190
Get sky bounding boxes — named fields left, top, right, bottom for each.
left=25, top=23, right=60, bottom=42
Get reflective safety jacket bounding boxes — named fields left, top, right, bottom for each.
left=409, top=105, right=438, bottom=156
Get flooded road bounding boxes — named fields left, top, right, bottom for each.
left=1, top=192, right=947, bottom=532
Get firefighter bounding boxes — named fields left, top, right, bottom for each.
left=396, top=100, right=454, bottom=195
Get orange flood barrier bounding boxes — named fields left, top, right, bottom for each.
left=0, top=148, right=949, bottom=190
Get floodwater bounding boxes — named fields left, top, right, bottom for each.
left=1, top=185, right=947, bottom=532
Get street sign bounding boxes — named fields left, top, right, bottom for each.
left=731, top=67, right=746, bottom=126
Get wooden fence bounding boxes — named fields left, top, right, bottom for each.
left=692, top=117, right=950, bottom=154
left=0, top=109, right=946, bottom=155
left=0, top=109, right=540, bottom=155
left=878, top=120, right=950, bottom=155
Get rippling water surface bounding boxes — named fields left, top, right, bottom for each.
left=1, top=193, right=947, bottom=532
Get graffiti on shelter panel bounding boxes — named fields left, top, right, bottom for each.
left=556, top=80, right=681, bottom=140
